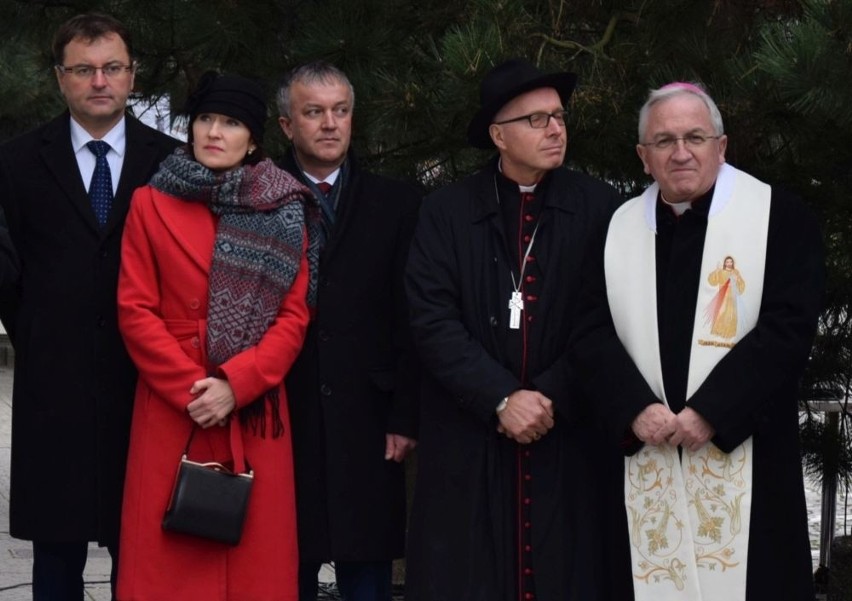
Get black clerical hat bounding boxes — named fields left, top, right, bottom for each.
left=467, top=58, right=577, bottom=149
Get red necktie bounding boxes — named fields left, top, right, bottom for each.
left=317, top=181, right=332, bottom=195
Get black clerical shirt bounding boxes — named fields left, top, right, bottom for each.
left=654, top=187, right=714, bottom=413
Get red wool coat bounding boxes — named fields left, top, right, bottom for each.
left=116, top=185, right=309, bottom=601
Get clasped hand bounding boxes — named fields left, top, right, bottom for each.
left=384, top=433, right=417, bottom=463
left=631, top=404, right=715, bottom=452
left=496, top=389, right=555, bottom=445
left=187, top=377, right=236, bottom=429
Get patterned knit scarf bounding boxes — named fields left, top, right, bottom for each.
left=150, top=148, right=321, bottom=437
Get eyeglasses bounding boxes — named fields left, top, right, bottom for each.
left=493, top=110, right=569, bottom=129
left=640, top=133, right=722, bottom=151
left=56, top=63, right=135, bottom=79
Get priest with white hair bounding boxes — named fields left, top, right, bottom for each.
left=573, top=81, right=823, bottom=601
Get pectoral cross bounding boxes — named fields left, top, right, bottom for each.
left=508, top=291, right=524, bottom=330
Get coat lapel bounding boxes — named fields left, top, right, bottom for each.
left=150, top=191, right=214, bottom=273
left=322, top=164, right=363, bottom=263
left=536, top=169, right=579, bottom=276
left=471, top=163, right=511, bottom=271
left=38, top=113, right=101, bottom=234
left=104, top=115, right=168, bottom=238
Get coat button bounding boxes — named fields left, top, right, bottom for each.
left=524, top=214, right=535, bottom=222
left=319, top=329, right=330, bottom=341
left=191, top=336, right=200, bottom=348
left=320, top=384, right=332, bottom=396
left=189, top=298, right=201, bottom=310
left=489, top=316, right=498, bottom=327
left=97, top=316, right=106, bottom=327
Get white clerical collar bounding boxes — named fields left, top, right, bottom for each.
left=661, top=195, right=692, bottom=216
left=69, top=116, right=127, bottom=157
left=642, top=163, right=735, bottom=232
left=497, top=158, right=537, bottom=193
left=305, top=167, right=340, bottom=188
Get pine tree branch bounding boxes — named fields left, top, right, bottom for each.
left=531, top=10, right=638, bottom=60
left=14, top=0, right=75, bottom=6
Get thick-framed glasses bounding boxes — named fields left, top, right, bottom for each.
left=494, top=109, right=569, bottom=129
left=640, top=133, right=722, bottom=151
left=56, top=62, right=135, bottom=79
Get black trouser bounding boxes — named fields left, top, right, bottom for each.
left=32, top=540, right=118, bottom=601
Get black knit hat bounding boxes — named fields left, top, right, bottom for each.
left=467, top=58, right=577, bottom=149
left=184, top=71, right=267, bottom=144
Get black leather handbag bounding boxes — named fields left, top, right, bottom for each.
left=162, top=419, right=253, bottom=545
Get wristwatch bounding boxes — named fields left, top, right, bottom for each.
left=495, top=396, right=509, bottom=414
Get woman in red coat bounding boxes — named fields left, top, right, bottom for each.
left=116, top=72, right=319, bottom=601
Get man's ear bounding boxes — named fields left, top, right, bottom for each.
left=636, top=144, right=651, bottom=176
left=278, top=116, right=294, bottom=140
left=489, top=124, right=505, bottom=150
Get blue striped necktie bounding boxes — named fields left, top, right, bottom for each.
left=86, top=140, right=113, bottom=227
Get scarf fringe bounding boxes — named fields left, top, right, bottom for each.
left=239, top=389, right=284, bottom=439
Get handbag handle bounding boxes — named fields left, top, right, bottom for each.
left=182, top=418, right=251, bottom=475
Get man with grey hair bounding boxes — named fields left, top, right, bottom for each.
left=573, top=81, right=823, bottom=600
left=276, top=60, right=421, bottom=601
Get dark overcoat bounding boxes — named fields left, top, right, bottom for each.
left=281, top=151, right=421, bottom=562
left=0, top=112, right=178, bottom=543
left=0, top=205, right=19, bottom=293
left=571, top=186, right=824, bottom=600
left=404, top=162, right=624, bottom=601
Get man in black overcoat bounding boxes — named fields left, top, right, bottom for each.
left=571, top=82, right=823, bottom=600
left=0, top=13, right=178, bottom=600
left=276, top=61, right=420, bottom=601
left=0, top=207, right=18, bottom=295
left=404, top=58, right=623, bottom=601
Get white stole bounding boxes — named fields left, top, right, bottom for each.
left=604, top=164, right=771, bottom=601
